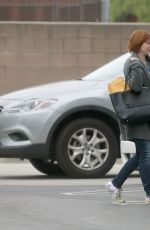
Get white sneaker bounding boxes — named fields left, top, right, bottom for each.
left=145, top=196, right=150, bottom=205
left=105, top=181, right=125, bottom=203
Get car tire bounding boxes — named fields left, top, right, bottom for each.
left=30, top=159, right=64, bottom=175
left=56, top=117, right=119, bottom=178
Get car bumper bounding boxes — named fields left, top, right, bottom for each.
left=0, top=143, right=49, bottom=159
left=0, top=107, right=61, bottom=159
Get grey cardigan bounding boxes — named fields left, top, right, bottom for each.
left=121, top=52, right=150, bottom=141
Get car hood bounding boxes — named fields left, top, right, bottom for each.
left=0, top=79, right=102, bottom=103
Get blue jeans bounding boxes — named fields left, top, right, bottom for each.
left=112, top=139, right=150, bottom=197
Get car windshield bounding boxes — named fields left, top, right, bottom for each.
left=82, top=53, right=130, bottom=81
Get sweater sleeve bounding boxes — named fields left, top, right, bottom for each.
left=127, top=61, right=143, bottom=93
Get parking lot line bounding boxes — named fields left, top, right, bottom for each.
left=112, top=201, right=145, bottom=205
left=61, top=188, right=143, bottom=196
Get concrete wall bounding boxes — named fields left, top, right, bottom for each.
left=0, top=22, right=150, bottom=94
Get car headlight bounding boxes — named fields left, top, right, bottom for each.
left=3, top=98, right=58, bottom=113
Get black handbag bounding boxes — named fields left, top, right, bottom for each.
left=108, top=77, right=150, bottom=125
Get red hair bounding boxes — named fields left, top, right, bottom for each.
left=128, top=30, right=150, bottom=53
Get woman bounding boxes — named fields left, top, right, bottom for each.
left=105, top=30, right=150, bottom=204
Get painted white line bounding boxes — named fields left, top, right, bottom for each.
left=124, top=189, right=143, bottom=193
left=112, top=201, right=144, bottom=206
left=61, top=188, right=143, bottom=196
left=62, top=190, right=104, bottom=196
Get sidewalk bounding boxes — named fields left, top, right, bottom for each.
left=0, top=158, right=28, bottom=163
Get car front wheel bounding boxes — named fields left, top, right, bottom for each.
left=56, top=117, right=119, bottom=178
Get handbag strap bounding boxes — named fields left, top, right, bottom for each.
left=124, top=80, right=127, bottom=91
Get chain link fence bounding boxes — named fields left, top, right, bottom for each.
left=0, top=0, right=103, bottom=22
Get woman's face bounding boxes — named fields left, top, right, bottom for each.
left=140, top=39, right=150, bottom=56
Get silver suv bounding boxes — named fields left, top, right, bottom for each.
left=0, top=53, right=129, bottom=178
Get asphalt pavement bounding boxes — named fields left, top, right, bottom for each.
left=0, top=161, right=149, bottom=230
